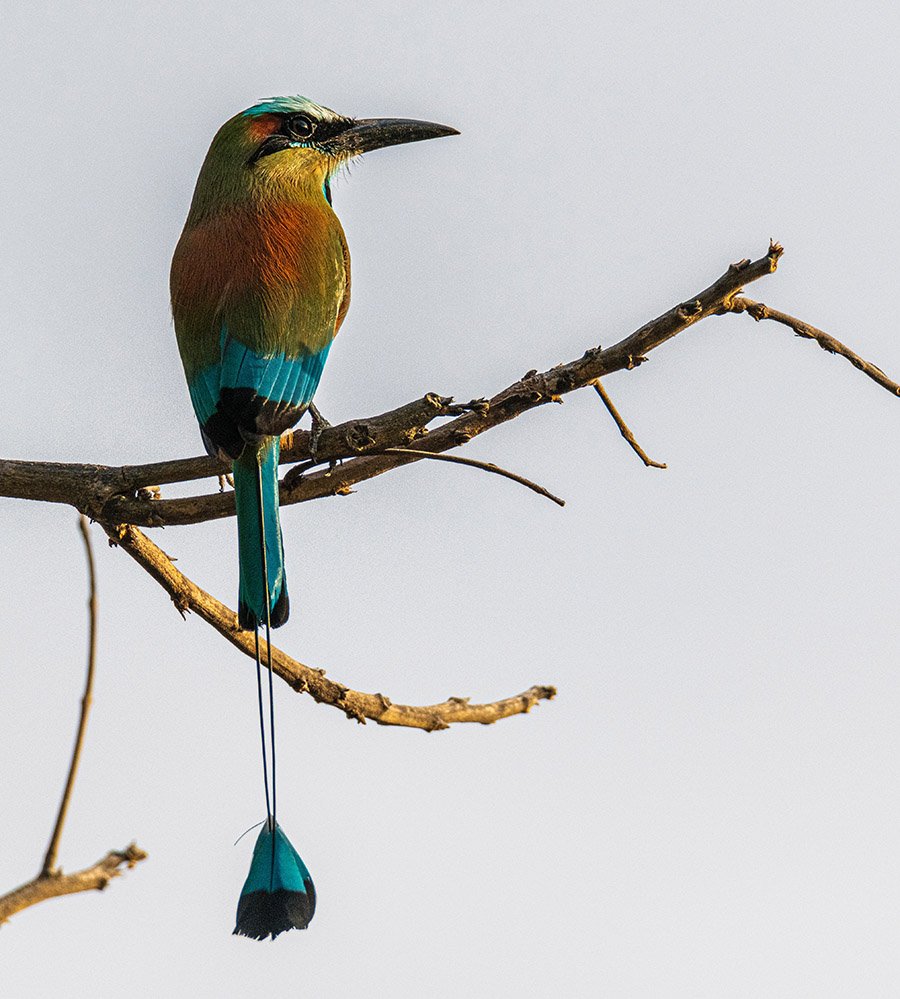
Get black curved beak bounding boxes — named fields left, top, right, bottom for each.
left=323, top=117, right=459, bottom=157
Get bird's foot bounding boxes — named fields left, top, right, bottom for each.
left=308, top=402, right=332, bottom=464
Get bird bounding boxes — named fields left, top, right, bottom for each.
left=170, top=96, right=457, bottom=940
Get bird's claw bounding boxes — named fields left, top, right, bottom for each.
left=308, top=402, right=332, bottom=463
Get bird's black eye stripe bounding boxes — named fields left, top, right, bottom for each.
left=278, top=115, right=356, bottom=146
left=284, top=114, right=315, bottom=140
left=250, top=114, right=352, bottom=164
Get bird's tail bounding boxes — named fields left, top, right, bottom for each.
left=233, top=437, right=289, bottom=630
left=234, top=818, right=316, bottom=940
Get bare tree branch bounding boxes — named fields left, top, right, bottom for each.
left=0, top=242, right=789, bottom=527
left=0, top=394, right=457, bottom=515
left=0, top=846, right=148, bottom=925
left=0, top=519, right=146, bottom=926
left=104, top=522, right=556, bottom=731
left=9, top=240, right=895, bottom=926
left=592, top=380, right=667, bottom=469
left=2, top=241, right=896, bottom=738
left=727, top=296, right=900, bottom=396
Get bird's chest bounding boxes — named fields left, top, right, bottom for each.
left=176, top=203, right=348, bottom=359
left=258, top=206, right=346, bottom=302
left=234, top=204, right=347, bottom=356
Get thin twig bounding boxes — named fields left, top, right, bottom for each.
left=592, top=381, right=667, bottom=469
left=381, top=447, right=566, bottom=506
left=41, top=515, right=98, bottom=877
left=728, top=297, right=900, bottom=397
left=104, top=522, right=556, bottom=731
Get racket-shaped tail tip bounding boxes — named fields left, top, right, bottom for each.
left=234, top=821, right=316, bottom=941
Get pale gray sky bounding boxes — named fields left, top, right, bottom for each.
left=3, top=1, right=900, bottom=996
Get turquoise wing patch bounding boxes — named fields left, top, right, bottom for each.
left=188, top=332, right=332, bottom=456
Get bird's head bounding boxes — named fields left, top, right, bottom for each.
left=190, top=96, right=458, bottom=211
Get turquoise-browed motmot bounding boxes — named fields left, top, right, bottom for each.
left=170, top=96, right=456, bottom=939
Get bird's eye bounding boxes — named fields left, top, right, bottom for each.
left=286, top=114, right=315, bottom=140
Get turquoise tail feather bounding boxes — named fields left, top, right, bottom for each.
left=234, top=820, right=316, bottom=940
left=233, top=438, right=289, bottom=629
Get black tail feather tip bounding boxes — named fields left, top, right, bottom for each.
left=233, top=885, right=316, bottom=941
left=238, top=585, right=290, bottom=631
